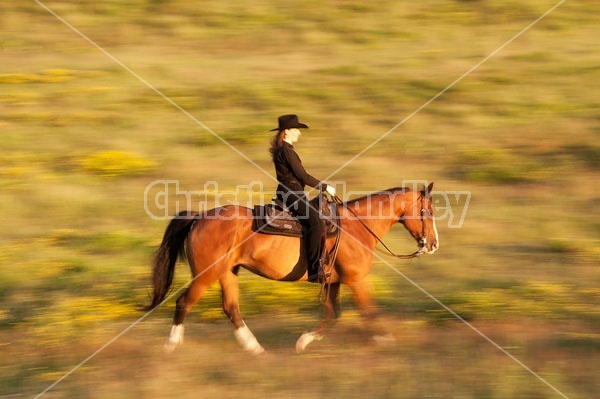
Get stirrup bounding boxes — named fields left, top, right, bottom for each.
left=308, top=264, right=330, bottom=283
left=319, top=268, right=331, bottom=284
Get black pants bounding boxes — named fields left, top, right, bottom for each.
left=278, top=191, right=323, bottom=275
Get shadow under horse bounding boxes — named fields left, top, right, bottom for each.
left=146, top=183, right=439, bottom=354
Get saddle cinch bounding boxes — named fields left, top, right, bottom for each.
left=252, top=196, right=339, bottom=238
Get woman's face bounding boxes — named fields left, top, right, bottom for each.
left=284, top=128, right=301, bottom=144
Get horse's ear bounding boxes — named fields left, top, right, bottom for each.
left=425, top=182, right=434, bottom=198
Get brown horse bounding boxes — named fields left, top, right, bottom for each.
left=147, top=183, right=439, bottom=354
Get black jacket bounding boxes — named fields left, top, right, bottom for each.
left=273, top=142, right=324, bottom=195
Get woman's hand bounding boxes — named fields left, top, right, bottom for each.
left=325, top=184, right=336, bottom=197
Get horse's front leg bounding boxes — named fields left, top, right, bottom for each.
left=347, top=279, right=395, bottom=344
left=296, top=282, right=341, bottom=353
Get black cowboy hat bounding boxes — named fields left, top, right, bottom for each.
left=270, top=114, right=309, bottom=131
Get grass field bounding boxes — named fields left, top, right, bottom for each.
left=1, top=1, right=599, bottom=398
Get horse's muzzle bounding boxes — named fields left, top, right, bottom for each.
left=419, top=237, right=438, bottom=255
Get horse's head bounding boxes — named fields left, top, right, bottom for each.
left=399, top=182, right=439, bottom=255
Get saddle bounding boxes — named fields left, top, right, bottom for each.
left=252, top=196, right=339, bottom=238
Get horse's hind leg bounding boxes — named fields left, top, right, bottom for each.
left=296, top=282, right=341, bottom=353
left=220, top=268, right=265, bottom=355
left=164, top=276, right=212, bottom=352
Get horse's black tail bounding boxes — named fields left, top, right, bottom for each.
left=144, top=210, right=199, bottom=310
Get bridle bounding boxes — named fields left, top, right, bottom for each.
left=332, top=191, right=429, bottom=259
left=415, top=192, right=429, bottom=251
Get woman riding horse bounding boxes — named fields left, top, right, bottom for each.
left=147, top=179, right=439, bottom=354
left=270, top=114, right=336, bottom=282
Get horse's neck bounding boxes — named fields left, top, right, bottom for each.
left=345, top=194, right=399, bottom=238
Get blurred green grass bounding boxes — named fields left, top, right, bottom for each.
left=1, top=0, right=599, bottom=398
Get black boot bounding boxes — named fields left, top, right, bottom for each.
left=308, top=260, right=328, bottom=283
left=307, top=267, right=320, bottom=283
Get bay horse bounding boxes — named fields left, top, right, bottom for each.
left=146, top=183, right=439, bottom=354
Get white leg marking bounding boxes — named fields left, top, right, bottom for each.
left=429, top=217, right=440, bottom=254
left=425, top=217, right=440, bottom=255
left=234, top=323, right=265, bottom=355
left=296, top=331, right=323, bottom=354
left=164, top=324, right=184, bottom=353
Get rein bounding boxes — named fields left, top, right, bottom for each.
left=332, top=194, right=425, bottom=260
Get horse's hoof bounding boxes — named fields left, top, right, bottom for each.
left=296, top=332, right=323, bottom=353
left=234, top=324, right=265, bottom=355
left=249, top=346, right=266, bottom=356
left=164, top=324, right=184, bottom=353
left=373, top=333, right=396, bottom=344
left=164, top=340, right=178, bottom=353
